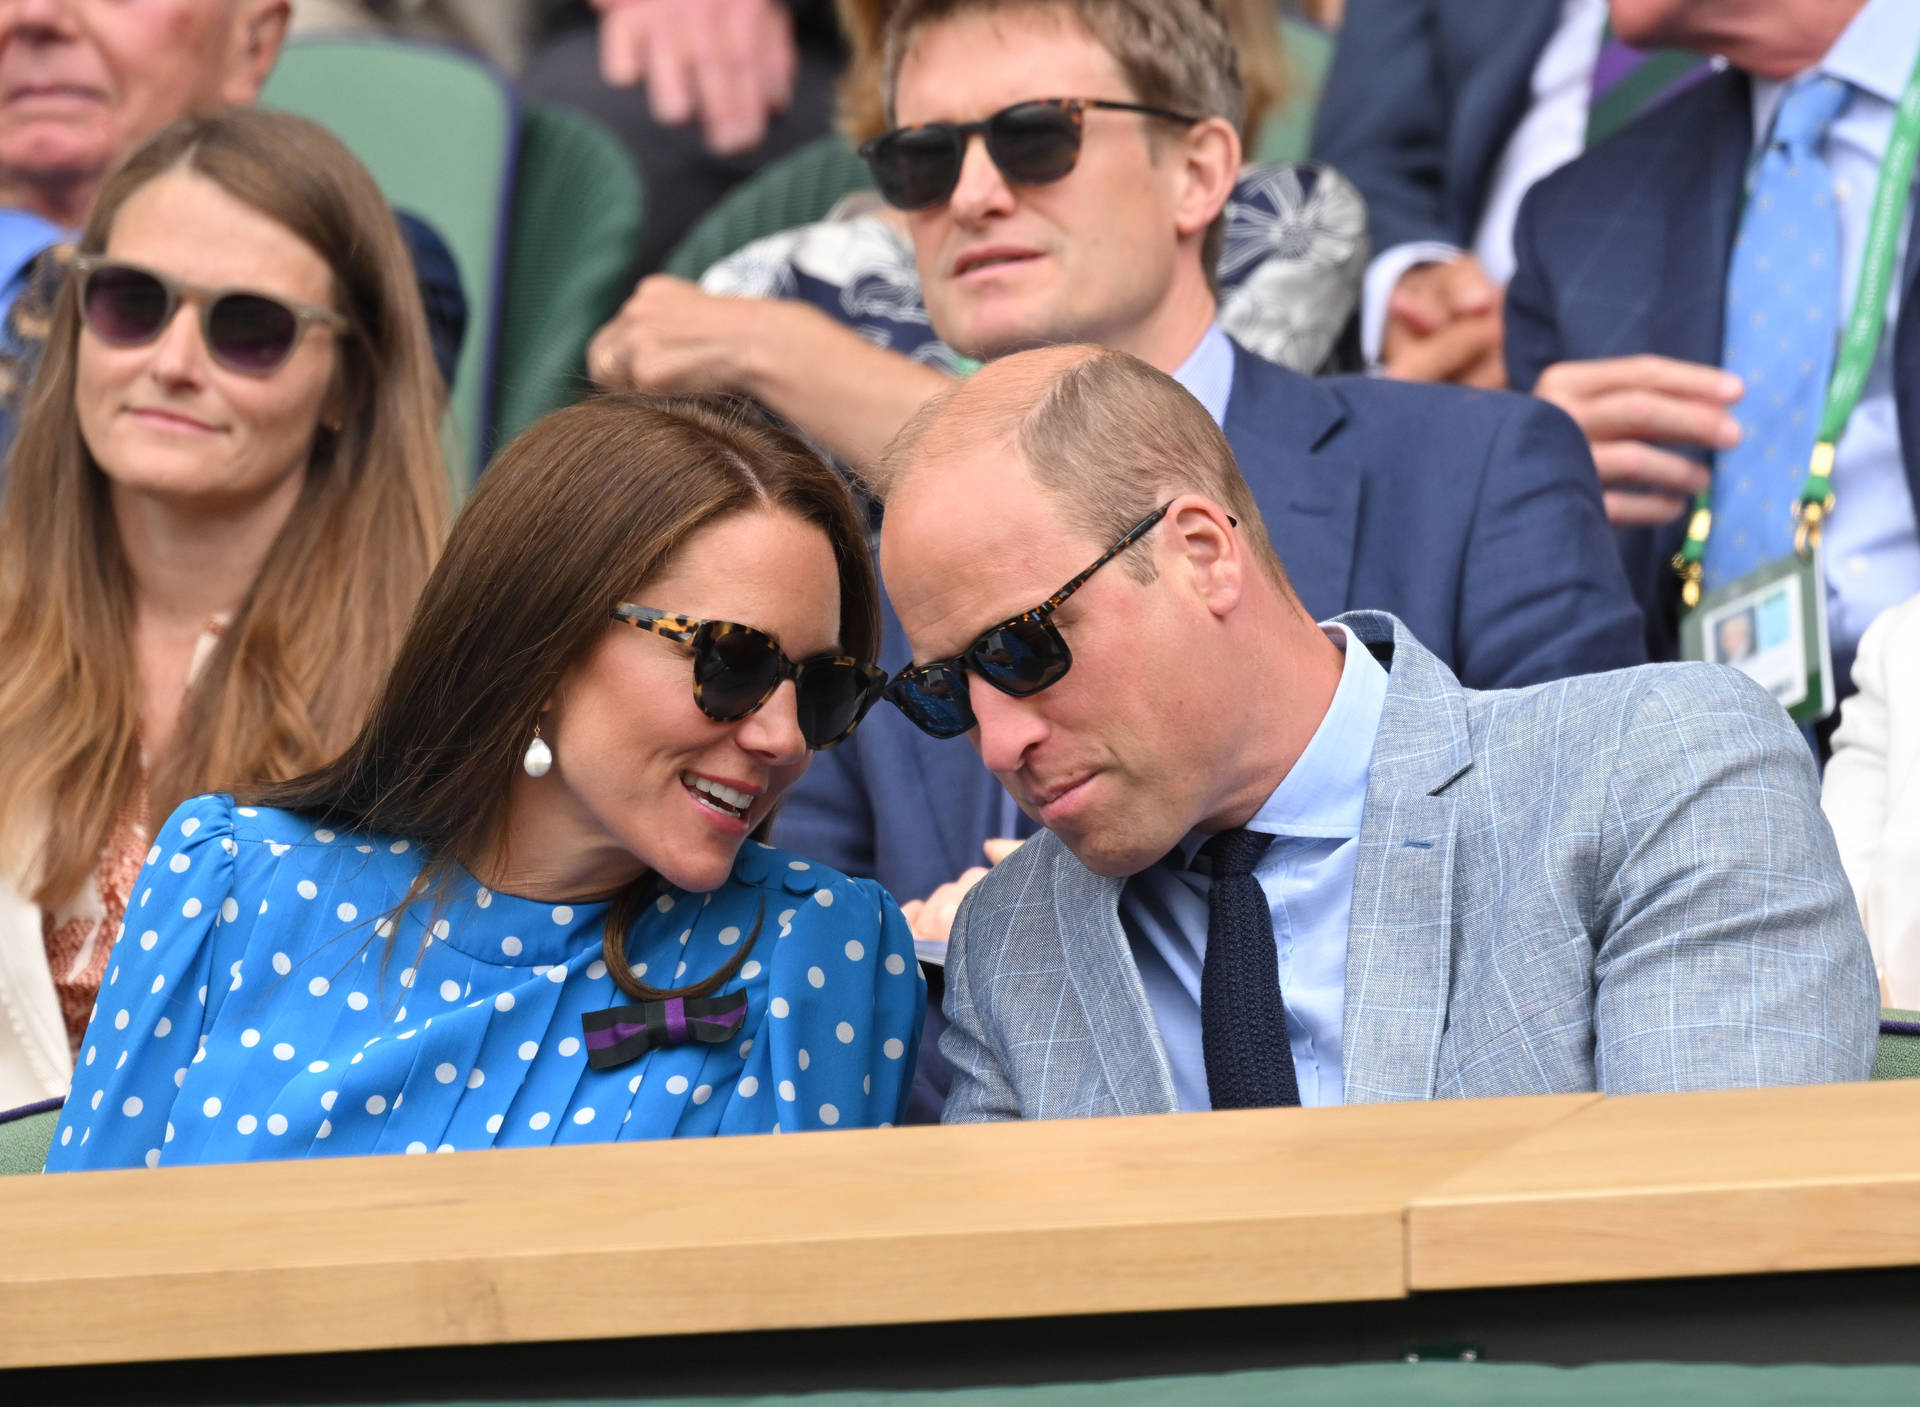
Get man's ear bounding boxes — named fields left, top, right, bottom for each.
left=1165, top=497, right=1242, bottom=619
left=220, top=0, right=292, bottom=108
left=1172, top=116, right=1241, bottom=242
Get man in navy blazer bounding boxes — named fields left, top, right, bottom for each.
left=1312, top=0, right=1567, bottom=384
left=777, top=0, right=1644, bottom=1055
left=1505, top=0, right=1920, bottom=673
left=1312, top=1, right=1705, bottom=389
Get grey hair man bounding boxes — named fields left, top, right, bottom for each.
left=874, top=343, right=1877, bottom=1121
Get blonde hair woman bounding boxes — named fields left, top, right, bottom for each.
left=0, top=108, right=448, bottom=1107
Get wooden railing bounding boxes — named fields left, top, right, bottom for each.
left=4, top=1082, right=1919, bottom=1370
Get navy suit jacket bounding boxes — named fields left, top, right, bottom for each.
left=777, top=342, right=1646, bottom=905
left=1310, top=0, right=1560, bottom=254
left=1505, top=69, right=1920, bottom=664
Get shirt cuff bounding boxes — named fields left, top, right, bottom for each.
left=1361, top=241, right=1466, bottom=368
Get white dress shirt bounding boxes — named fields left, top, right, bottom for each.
left=1360, top=0, right=1607, bottom=364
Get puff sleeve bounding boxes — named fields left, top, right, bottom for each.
left=46, top=794, right=239, bottom=1171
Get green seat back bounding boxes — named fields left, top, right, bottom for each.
left=0, top=1105, right=57, bottom=1175
left=663, top=135, right=873, bottom=283
left=262, top=35, right=516, bottom=486
left=1874, top=1008, right=1920, bottom=1079
left=490, top=102, right=646, bottom=451
left=1254, top=18, right=1336, bottom=164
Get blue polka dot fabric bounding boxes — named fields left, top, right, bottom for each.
left=46, top=794, right=925, bottom=1170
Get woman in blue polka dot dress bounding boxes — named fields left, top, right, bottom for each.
left=48, top=395, right=925, bottom=1169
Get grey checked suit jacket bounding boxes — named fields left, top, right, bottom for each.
left=940, top=612, right=1879, bottom=1122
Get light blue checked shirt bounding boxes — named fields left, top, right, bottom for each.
left=1118, top=622, right=1389, bottom=1111
left=1747, top=0, right=1920, bottom=661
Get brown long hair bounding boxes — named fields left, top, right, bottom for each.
left=0, top=108, right=449, bottom=909
left=252, top=393, right=882, bottom=999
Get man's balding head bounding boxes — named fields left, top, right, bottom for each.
left=876, top=345, right=1336, bottom=877
left=0, top=0, right=290, bottom=228
left=880, top=343, right=1287, bottom=587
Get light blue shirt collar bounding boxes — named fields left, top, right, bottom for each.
left=1750, top=0, right=1920, bottom=134
left=1168, top=322, right=1236, bottom=427
left=1118, top=622, right=1387, bottom=1111
left=1173, top=622, right=1388, bottom=869
left=0, top=207, right=62, bottom=291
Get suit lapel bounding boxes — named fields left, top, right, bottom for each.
left=1647, top=71, right=1750, bottom=369
left=1338, top=613, right=1470, bottom=1104
left=1052, top=860, right=1178, bottom=1116
left=1221, top=347, right=1363, bottom=622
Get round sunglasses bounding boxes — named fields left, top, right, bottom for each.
left=614, top=605, right=887, bottom=751
left=71, top=254, right=350, bottom=376
left=858, top=97, right=1200, bottom=211
left=886, top=503, right=1222, bottom=739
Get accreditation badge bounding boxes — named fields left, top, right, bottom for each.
left=1680, top=551, right=1835, bottom=725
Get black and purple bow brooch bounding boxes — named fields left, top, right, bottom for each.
left=581, top=992, right=749, bottom=1070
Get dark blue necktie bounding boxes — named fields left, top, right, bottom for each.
left=1199, top=828, right=1299, bottom=1109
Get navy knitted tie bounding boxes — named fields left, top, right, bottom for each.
left=1199, top=828, right=1299, bottom=1109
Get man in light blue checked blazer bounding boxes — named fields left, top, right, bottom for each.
left=869, top=345, right=1878, bottom=1123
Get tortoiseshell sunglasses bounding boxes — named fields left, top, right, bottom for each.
left=858, top=97, right=1201, bottom=211
left=613, top=606, right=887, bottom=751
left=885, top=501, right=1228, bottom=740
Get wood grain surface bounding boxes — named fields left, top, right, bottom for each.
left=1408, top=1081, right=1920, bottom=1289
left=0, top=1094, right=1591, bottom=1368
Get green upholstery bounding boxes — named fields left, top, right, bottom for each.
left=262, top=35, right=517, bottom=485
left=662, top=134, right=873, bottom=283
left=1873, top=1008, right=1920, bottom=1079
left=137, top=1363, right=1920, bottom=1405
left=0, top=1106, right=57, bottom=1176
left=490, top=102, right=646, bottom=451
left=1254, top=17, right=1336, bottom=164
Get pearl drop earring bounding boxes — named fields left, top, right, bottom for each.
left=522, top=723, right=552, bottom=778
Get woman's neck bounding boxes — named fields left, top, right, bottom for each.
left=114, top=475, right=303, bottom=635
left=469, top=770, right=651, bottom=905
left=115, top=474, right=305, bottom=756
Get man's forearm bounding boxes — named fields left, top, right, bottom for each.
left=738, top=301, right=954, bottom=469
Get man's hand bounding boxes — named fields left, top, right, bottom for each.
left=588, top=276, right=759, bottom=397
left=900, top=839, right=1026, bottom=947
left=1381, top=254, right=1507, bottom=388
left=1532, top=355, right=1744, bottom=526
left=593, top=0, right=797, bottom=156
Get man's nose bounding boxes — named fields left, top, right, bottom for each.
left=968, top=676, right=1048, bottom=776
left=947, top=132, right=1017, bottom=225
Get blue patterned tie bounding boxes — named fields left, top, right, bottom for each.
left=1199, top=828, right=1299, bottom=1109
left=1704, top=75, right=1851, bottom=591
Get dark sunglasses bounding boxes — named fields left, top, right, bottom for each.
left=72, top=254, right=350, bottom=376
left=885, top=501, right=1232, bottom=739
left=614, top=605, right=888, bottom=751
left=858, top=97, right=1201, bottom=212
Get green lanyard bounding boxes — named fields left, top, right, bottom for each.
left=1677, top=51, right=1920, bottom=608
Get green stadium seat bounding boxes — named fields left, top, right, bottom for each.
left=663, top=134, right=872, bottom=284
left=262, top=35, right=517, bottom=487
left=0, top=1101, right=59, bottom=1176
left=490, top=102, right=646, bottom=451
left=1254, top=18, right=1336, bottom=163
left=1874, top=1008, right=1920, bottom=1080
